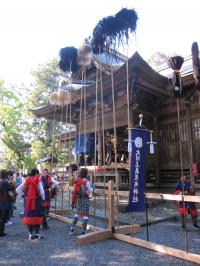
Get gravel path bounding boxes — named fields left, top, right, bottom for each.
left=0, top=199, right=199, bottom=266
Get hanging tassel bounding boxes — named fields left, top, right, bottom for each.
left=147, top=132, right=156, bottom=154
left=168, top=56, right=184, bottom=97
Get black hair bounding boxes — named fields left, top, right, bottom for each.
left=31, top=168, right=39, bottom=176
left=0, top=169, right=8, bottom=179
left=79, top=168, right=88, bottom=179
left=43, top=169, right=48, bottom=171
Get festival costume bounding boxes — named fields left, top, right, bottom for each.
left=40, top=175, right=52, bottom=209
left=175, top=180, right=199, bottom=229
left=40, top=175, right=58, bottom=228
left=69, top=177, right=93, bottom=234
left=22, top=176, right=44, bottom=226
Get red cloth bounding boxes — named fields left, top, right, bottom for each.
left=71, top=178, right=87, bottom=204
left=23, top=176, right=40, bottom=212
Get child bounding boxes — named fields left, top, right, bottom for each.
left=69, top=168, right=93, bottom=235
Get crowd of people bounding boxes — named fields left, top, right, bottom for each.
left=1, top=167, right=199, bottom=241
left=0, top=168, right=59, bottom=239
left=0, top=167, right=94, bottom=240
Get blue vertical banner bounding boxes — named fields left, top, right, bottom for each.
left=128, top=128, right=147, bottom=212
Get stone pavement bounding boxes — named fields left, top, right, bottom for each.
left=0, top=198, right=199, bottom=266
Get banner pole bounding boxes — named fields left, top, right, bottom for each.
left=145, top=184, right=149, bottom=241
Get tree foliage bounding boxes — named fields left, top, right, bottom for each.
left=0, top=58, right=73, bottom=172
left=0, top=81, right=32, bottom=170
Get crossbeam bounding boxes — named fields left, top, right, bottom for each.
left=116, top=224, right=140, bottom=235
left=113, top=233, right=200, bottom=265
left=66, top=186, right=200, bottom=203
left=49, top=212, right=103, bottom=232
left=77, top=229, right=112, bottom=244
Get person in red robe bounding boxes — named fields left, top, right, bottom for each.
left=22, top=169, right=45, bottom=240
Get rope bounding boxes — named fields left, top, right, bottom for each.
left=83, top=67, right=87, bottom=167
left=93, top=67, right=99, bottom=226
left=126, top=46, right=133, bottom=235
left=109, top=47, right=118, bottom=233
left=50, top=105, right=57, bottom=175
left=68, top=82, right=72, bottom=163
left=177, top=97, right=189, bottom=252
left=77, top=68, right=84, bottom=166
left=99, top=52, right=107, bottom=229
left=59, top=103, right=64, bottom=216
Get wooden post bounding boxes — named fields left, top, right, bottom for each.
left=75, top=124, right=79, bottom=166
left=186, top=103, right=194, bottom=185
left=108, top=180, right=114, bottom=231
left=98, top=117, right=103, bottom=166
left=128, top=106, right=134, bottom=187
left=153, top=116, right=160, bottom=186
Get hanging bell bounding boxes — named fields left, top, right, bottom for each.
left=77, top=44, right=92, bottom=66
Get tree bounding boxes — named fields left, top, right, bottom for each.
left=28, top=58, right=70, bottom=168
left=0, top=81, right=31, bottom=170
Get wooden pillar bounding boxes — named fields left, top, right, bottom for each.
left=128, top=106, right=135, bottom=187
left=153, top=116, right=160, bottom=186
left=186, top=103, right=194, bottom=184
left=97, top=117, right=102, bottom=166
left=108, top=180, right=114, bottom=231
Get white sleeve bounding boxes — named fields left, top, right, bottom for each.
left=39, top=181, right=45, bottom=200
left=16, top=180, right=25, bottom=197
left=86, top=181, right=93, bottom=193
left=51, top=176, right=59, bottom=186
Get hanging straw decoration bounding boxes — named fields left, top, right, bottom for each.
left=77, top=44, right=93, bottom=66
left=50, top=92, right=58, bottom=105
left=50, top=90, right=71, bottom=106
left=59, top=46, right=79, bottom=73
left=91, top=8, right=138, bottom=53
left=191, top=42, right=200, bottom=91
left=168, top=56, right=184, bottom=97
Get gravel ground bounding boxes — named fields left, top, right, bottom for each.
left=0, top=199, right=199, bottom=266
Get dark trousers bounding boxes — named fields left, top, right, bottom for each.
left=0, top=209, right=9, bottom=235
left=43, top=207, right=48, bottom=228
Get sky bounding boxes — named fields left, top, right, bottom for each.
left=0, top=0, right=199, bottom=87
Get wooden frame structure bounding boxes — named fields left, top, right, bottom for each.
left=50, top=180, right=200, bottom=264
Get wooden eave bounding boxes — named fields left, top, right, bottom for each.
left=30, top=52, right=170, bottom=123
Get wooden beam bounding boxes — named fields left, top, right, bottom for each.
left=115, top=225, right=140, bottom=235
left=77, top=229, right=112, bottom=244
left=65, top=186, right=200, bottom=203
left=50, top=209, right=72, bottom=215
left=145, top=193, right=200, bottom=203
left=49, top=212, right=103, bottom=232
left=113, top=233, right=200, bottom=265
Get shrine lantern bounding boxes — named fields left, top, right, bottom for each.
left=168, top=56, right=184, bottom=97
